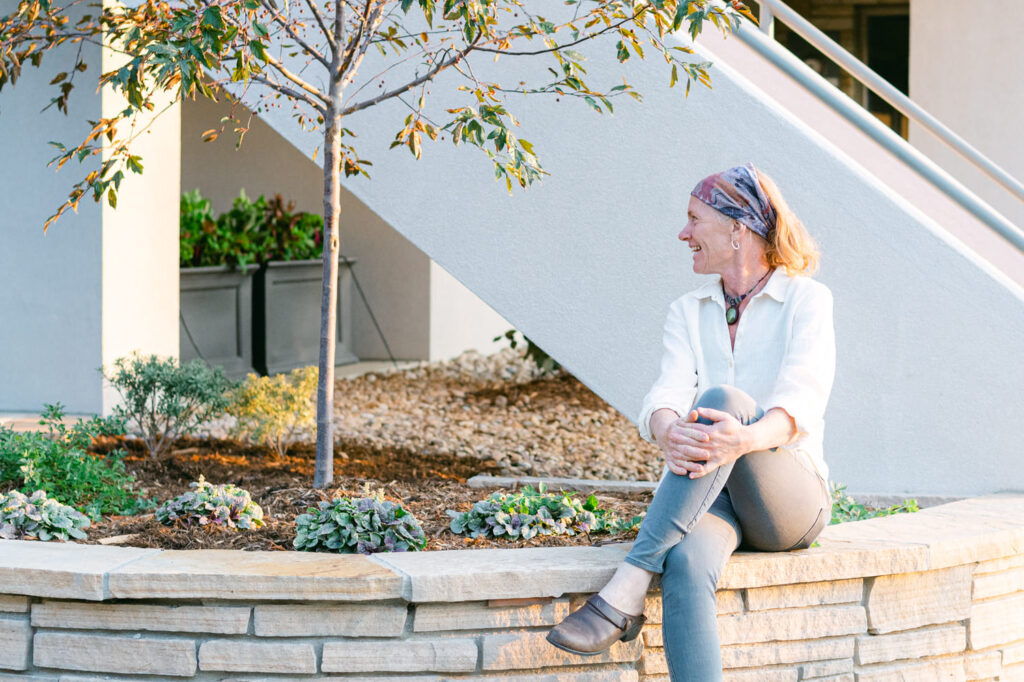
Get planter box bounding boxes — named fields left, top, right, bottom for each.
left=179, top=265, right=260, bottom=379
left=254, top=258, right=358, bottom=375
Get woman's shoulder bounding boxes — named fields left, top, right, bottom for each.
left=782, top=271, right=833, bottom=303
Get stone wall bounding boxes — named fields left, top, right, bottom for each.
left=0, top=494, right=1022, bottom=680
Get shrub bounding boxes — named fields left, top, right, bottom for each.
left=227, top=366, right=317, bottom=458
left=0, top=404, right=153, bottom=521
left=0, top=489, right=92, bottom=541
left=104, top=353, right=232, bottom=458
left=447, top=484, right=644, bottom=540
left=155, top=475, right=265, bottom=530
left=294, top=492, right=427, bottom=554
left=262, top=195, right=324, bottom=262
left=493, top=329, right=561, bottom=376
left=830, top=482, right=919, bottom=525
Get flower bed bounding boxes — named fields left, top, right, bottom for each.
left=1, top=493, right=1022, bottom=679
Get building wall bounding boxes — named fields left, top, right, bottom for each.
left=909, top=0, right=1024, bottom=229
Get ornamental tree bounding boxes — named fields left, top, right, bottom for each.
left=0, top=0, right=752, bottom=488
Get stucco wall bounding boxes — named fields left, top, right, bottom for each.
left=909, top=0, right=1024, bottom=229
left=245, top=15, right=1024, bottom=496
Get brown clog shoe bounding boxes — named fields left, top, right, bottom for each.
left=545, top=595, right=646, bottom=656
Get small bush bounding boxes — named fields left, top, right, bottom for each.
left=0, top=404, right=154, bottom=521
left=294, top=492, right=426, bottom=554
left=0, top=489, right=91, bottom=541
left=227, top=366, right=317, bottom=458
left=155, top=475, right=265, bottom=530
left=830, top=482, right=919, bottom=525
left=447, top=484, right=644, bottom=540
left=104, top=353, right=231, bottom=458
left=493, top=329, right=561, bottom=376
left=262, top=195, right=324, bottom=262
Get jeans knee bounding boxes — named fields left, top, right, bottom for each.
left=662, top=540, right=719, bottom=596
left=694, top=385, right=757, bottom=423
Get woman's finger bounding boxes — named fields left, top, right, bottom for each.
left=695, top=406, right=737, bottom=423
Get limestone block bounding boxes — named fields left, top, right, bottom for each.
left=413, top=599, right=567, bottom=632
left=719, top=635, right=854, bottom=668
left=641, top=590, right=742, bottom=626
left=456, top=673, right=639, bottom=682
left=481, top=631, right=642, bottom=670
left=32, top=631, right=196, bottom=677
left=802, top=675, right=853, bottom=682
left=0, top=675, right=55, bottom=682
left=254, top=603, right=406, bottom=636
left=972, top=567, right=1024, bottom=600
left=1004, top=641, right=1024, bottom=666
left=0, top=541, right=159, bottom=600
left=963, top=651, right=1001, bottom=680
left=373, top=544, right=631, bottom=602
left=220, top=677, right=441, bottom=682
left=0, top=617, right=30, bottom=671
left=643, top=626, right=662, bottom=648
left=854, top=656, right=966, bottom=682
left=322, top=638, right=477, bottom=673
left=974, top=553, right=1024, bottom=575
left=32, top=600, right=250, bottom=633
left=866, top=565, right=973, bottom=634
left=967, top=593, right=1024, bottom=649
left=0, top=596, right=29, bottom=613
left=856, top=624, right=966, bottom=665
left=720, top=669, right=797, bottom=681
left=108, top=549, right=403, bottom=600
left=198, top=639, right=316, bottom=673
left=1003, top=662, right=1024, bottom=681
left=638, top=650, right=667, bottom=675
left=798, top=658, right=853, bottom=678
left=746, top=578, right=862, bottom=611
left=718, top=604, right=866, bottom=646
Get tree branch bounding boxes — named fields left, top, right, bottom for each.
left=252, top=74, right=327, bottom=115
left=302, top=0, right=336, bottom=52
left=342, top=36, right=479, bottom=116
left=473, top=13, right=639, bottom=57
left=263, top=51, right=329, bottom=104
left=259, top=0, right=330, bottom=69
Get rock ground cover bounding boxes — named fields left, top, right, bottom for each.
left=60, top=349, right=659, bottom=551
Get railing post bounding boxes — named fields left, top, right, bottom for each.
left=759, top=3, right=775, bottom=38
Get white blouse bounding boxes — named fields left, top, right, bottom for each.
left=637, top=268, right=836, bottom=481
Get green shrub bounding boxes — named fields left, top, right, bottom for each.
left=155, top=475, right=265, bottom=530
left=493, top=329, right=561, bottom=376
left=262, top=195, right=324, bottom=262
left=227, top=366, right=317, bottom=458
left=294, top=493, right=427, bottom=554
left=104, top=353, right=231, bottom=458
left=0, top=489, right=92, bottom=541
left=830, top=482, right=919, bottom=525
left=447, top=484, right=644, bottom=540
left=0, top=404, right=154, bottom=521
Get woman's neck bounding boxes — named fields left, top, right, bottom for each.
left=721, top=259, right=772, bottom=298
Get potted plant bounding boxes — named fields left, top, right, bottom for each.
left=178, top=190, right=260, bottom=379
left=252, top=195, right=357, bottom=375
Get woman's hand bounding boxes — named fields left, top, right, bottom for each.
left=653, top=407, right=750, bottom=479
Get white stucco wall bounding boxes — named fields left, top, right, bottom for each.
left=249, top=16, right=1024, bottom=496
left=909, top=0, right=1024, bottom=229
left=428, top=261, right=511, bottom=362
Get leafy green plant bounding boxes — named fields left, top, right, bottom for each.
left=155, top=475, right=265, bottom=530
left=104, top=353, right=232, bottom=458
left=830, top=482, right=919, bottom=525
left=0, top=489, right=92, bottom=541
left=0, top=404, right=154, bottom=521
left=262, top=195, right=324, bottom=262
left=447, top=483, right=644, bottom=540
left=494, top=329, right=561, bottom=376
left=227, top=366, right=317, bottom=459
left=293, top=491, right=427, bottom=554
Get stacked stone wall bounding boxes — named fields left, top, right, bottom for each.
left=0, top=494, right=1021, bottom=681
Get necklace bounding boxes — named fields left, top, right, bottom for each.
left=723, top=269, right=771, bottom=325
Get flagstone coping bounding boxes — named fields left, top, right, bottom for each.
left=0, top=493, right=1019, bottom=603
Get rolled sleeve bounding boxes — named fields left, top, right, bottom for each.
left=637, top=300, right=699, bottom=443
left=765, top=284, right=836, bottom=441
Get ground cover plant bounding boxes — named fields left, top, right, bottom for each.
left=294, top=489, right=427, bottom=554
left=0, top=403, right=154, bottom=521
left=0, top=489, right=91, bottom=541
left=156, top=475, right=265, bottom=530
left=829, top=482, right=919, bottom=524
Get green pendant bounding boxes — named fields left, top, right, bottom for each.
left=726, top=306, right=738, bottom=325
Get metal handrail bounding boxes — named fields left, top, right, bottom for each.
left=735, top=0, right=1024, bottom=254
left=756, top=0, right=1024, bottom=208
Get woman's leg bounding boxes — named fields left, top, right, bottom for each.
left=661, top=493, right=741, bottom=682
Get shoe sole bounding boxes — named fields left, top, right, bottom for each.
left=544, top=619, right=644, bottom=657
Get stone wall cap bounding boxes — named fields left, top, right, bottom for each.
left=0, top=540, right=159, bottom=600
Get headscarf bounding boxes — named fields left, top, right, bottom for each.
left=690, top=163, right=777, bottom=240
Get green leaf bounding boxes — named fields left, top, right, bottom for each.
left=107, top=189, right=117, bottom=209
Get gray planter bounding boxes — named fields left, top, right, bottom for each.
left=254, top=257, right=358, bottom=375
left=179, top=264, right=259, bottom=379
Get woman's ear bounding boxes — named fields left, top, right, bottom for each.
left=731, top=220, right=745, bottom=240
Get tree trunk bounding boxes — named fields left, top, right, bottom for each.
left=314, top=106, right=343, bottom=489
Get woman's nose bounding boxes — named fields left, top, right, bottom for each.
left=678, top=224, right=692, bottom=241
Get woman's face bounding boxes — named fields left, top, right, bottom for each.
left=679, top=196, right=735, bottom=275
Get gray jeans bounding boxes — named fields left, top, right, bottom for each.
left=624, top=385, right=830, bottom=682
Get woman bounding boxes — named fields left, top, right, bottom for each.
left=546, top=163, right=835, bottom=681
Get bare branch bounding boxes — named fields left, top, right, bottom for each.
left=342, top=36, right=480, bottom=116
left=263, top=51, right=329, bottom=105
left=259, top=0, right=330, bottom=69
left=302, top=0, right=337, bottom=52
left=474, top=13, right=639, bottom=57
left=252, top=74, right=327, bottom=115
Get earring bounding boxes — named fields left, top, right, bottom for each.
left=731, top=239, right=740, bottom=250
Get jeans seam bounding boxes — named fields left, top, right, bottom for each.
left=783, top=504, right=826, bottom=552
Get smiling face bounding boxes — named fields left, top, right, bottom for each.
left=679, top=196, right=737, bottom=275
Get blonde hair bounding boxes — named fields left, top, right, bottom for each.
left=755, top=169, right=819, bottom=276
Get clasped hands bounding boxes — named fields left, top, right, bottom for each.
left=655, top=407, right=749, bottom=479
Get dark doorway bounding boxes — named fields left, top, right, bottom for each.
left=862, top=11, right=910, bottom=137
